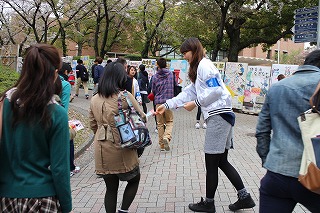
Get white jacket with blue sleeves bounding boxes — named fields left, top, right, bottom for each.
left=164, top=58, right=233, bottom=120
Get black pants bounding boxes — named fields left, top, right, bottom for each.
left=260, top=171, right=320, bottom=213
left=102, top=173, right=140, bottom=212
left=205, top=149, right=244, bottom=198
left=70, top=139, right=75, bottom=171
left=196, top=107, right=201, bottom=121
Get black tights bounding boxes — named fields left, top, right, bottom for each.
left=205, top=149, right=244, bottom=199
left=196, top=106, right=201, bottom=121
left=103, top=173, right=140, bottom=213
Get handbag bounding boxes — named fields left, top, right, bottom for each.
left=147, top=92, right=154, bottom=101
left=297, top=82, right=320, bottom=195
left=172, top=73, right=182, bottom=97
left=114, top=91, right=152, bottom=149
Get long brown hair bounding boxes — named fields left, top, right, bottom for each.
left=10, top=44, right=61, bottom=128
left=180, top=37, right=205, bottom=83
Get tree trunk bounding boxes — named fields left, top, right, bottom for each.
left=61, top=29, right=67, bottom=56
left=77, top=43, right=83, bottom=56
left=225, top=17, right=245, bottom=62
left=211, top=4, right=229, bottom=61
left=141, top=40, right=151, bottom=58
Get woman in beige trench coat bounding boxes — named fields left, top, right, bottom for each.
left=89, top=62, right=146, bottom=213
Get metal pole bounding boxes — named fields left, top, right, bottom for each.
left=317, top=0, right=320, bottom=48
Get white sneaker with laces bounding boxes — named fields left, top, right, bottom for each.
left=202, top=123, right=207, bottom=129
left=195, top=122, right=200, bottom=129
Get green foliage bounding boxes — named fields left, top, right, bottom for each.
left=0, top=64, right=20, bottom=94
left=281, top=49, right=305, bottom=65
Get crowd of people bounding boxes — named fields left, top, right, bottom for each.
left=1, top=38, right=320, bottom=213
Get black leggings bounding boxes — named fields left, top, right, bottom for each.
left=196, top=107, right=201, bottom=121
left=205, top=149, right=244, bottom=199
left=103, top=173, right=140, bottom=213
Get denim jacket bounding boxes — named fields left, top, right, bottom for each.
left=256, top=65, right=320, bottom=178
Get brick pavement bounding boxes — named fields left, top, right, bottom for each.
left=69, top=89, right=310, bottom=213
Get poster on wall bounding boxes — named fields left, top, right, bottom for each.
left=213, top=62, right=226, bottom=81
left=62, top=56, right=73, bottom=64
left=224, top=62, right=248, bottom=110
left=169, top=60, right=189, bottom=88
left=270, top=64, right=298, bottom=85
left=243, top=66, right=271, bottom=113
left=142, top=59, right=157, bottom=80
left=129, top=61, right=142, bottom=68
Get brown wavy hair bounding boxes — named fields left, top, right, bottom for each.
left=180, top=38, right=205, bottom=83
left=10, top=44, right=61, bottom=128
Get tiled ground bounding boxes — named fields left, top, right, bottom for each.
left=69, top=90, right=310, bottom=213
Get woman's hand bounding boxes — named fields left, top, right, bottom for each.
left=156, top=104, right=166, bottom=115
left=184, top=101, right=196, bottom=111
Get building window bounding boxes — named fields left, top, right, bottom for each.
left=216, top=50, right=227, bottom=61
left=274, top=50, right=278, bottom=61
left=266, top=50, right=271, bottom=59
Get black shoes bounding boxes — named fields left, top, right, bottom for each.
left=189, top=197, right=216, bottom=212
left=229, top=193, right=256, bottom=211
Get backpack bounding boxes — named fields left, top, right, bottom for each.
left=81, top=67, right=89, bottom=82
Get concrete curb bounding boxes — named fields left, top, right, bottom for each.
left=69, top=105, right=94, bottom=159
left=74, top=134, right=94, bottom=159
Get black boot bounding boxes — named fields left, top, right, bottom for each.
left=188, top=197, right=216, bottom=212
left=228, top=193, right=256, bottom=211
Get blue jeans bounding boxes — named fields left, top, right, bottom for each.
left=260, top=171, right=320, bottom=213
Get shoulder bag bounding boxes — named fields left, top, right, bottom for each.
left=114, top=91, right=152, bottom=149
left=297, top=82, right=320, bottom=195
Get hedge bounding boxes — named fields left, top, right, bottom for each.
left=0, top=64, right=20, bottom=94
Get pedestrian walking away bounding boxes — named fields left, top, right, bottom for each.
left=89, top=62, right=146, bottom=213
left=138, top=64, right=150, bottom=113
left=75, top=59, right=89, bottom=99
left=156, top=37, right=255, bottom=212
left=256, top=49, right=320, bottom=213
left=0, top=44, right=72, bottom=213
left=93, top=57, right=104, bottom=95
left=152, top=58, right=175, bottom=152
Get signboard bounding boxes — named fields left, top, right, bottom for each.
left=294, top=6, right=318, bottom=43
left=169, top=60, right=189, bottom=88
left=224, top=62, right=248, bottom=110
left=270, top=64, right=299, bottom=85
left=243, top=66, right=271, bottom=113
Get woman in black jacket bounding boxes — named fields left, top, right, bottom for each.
left=138, top=64, right=149, bottom=113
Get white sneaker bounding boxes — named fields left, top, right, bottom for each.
left=74, top=166, right=80, bottom=173
left=155, top=129, right=158, bottom=133
left=195, top=122, right=200, bottom=129
left=202, top=123, right=207, bottom=129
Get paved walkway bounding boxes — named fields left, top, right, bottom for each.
left=69, top=90, right=310, bottom=213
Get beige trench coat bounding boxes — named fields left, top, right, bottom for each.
left=89, top=91, right=146, bottom=175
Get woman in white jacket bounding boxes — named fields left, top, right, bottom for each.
left=156, top=38, right=255, bottom=213
left=127, top=66, right=142, bottom=104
